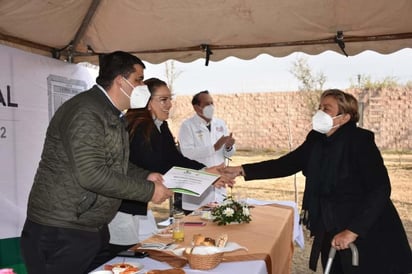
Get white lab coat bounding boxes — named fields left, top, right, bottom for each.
left=178, top=114, right=236, bottom=210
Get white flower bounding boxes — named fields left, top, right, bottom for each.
left=211, top=196, right=252, bottom=225
left=223, top=207, right=234, bottom=217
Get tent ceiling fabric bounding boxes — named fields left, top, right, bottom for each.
left=1, top=0, right=412, bottom=64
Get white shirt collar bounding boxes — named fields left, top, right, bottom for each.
left=96, top=84, right=126, bottom=117
left=194, top=113, right=211, bottom=125
left=153, top=118, right=163, bottom=132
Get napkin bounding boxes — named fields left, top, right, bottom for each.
left=172, top=242, right=248, bottom=256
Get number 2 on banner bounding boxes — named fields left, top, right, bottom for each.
left=0, top=126, right=6, bottom=138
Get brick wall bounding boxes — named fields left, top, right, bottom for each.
left=167, top=88, right=412, bottom=152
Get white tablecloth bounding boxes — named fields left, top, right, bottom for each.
left=91, top=256, right=267, bottom=274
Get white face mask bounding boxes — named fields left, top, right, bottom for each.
left=202, top=104, right=214, bottom=119
left=312, top=110, right=341, bottom=134
left=121, top=78, right=151, bottom=109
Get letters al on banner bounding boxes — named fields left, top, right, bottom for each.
left=0, top=44, right=96, bottom=239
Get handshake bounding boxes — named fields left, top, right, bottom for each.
left=205, top=164, right=245, bottom=189
left=149, top=164, right=245, bottom=204
left=221, top=165, right=245, bottom=179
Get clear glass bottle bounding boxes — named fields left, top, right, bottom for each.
left=172, top=212, right=185, bottom=243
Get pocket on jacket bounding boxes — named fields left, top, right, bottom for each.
left=76, top=192, right=97, bottom=218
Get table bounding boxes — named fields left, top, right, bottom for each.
left=99, top=257, right=268, bottom=274
left=246, top=199, right=304, bottom=248
left=93, top=204, right=294, bottom=274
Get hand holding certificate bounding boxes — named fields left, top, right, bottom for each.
left=163, top=166, right=220, bottom=197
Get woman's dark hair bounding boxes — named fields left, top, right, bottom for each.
left=125, top=77, right=168, bottom=143
left=96, top=51, right=145, bottom=89
left=145, top=78, right=167, bottom=94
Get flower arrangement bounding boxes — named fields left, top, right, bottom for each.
left=211, top=196, right=252, bottom=225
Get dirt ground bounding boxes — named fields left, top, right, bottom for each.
left=149, top=151, right=412, bottom=274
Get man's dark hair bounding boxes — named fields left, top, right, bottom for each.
left=191, top=90, right=209, bottom=105
left=96, top=51, right=145, bottom=89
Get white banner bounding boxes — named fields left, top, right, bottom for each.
left=0, top=44, right=97, bottom=238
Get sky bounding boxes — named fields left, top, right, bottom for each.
left=143, top=48, right=412, bottom=95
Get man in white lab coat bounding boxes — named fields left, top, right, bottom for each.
left=178, top=90, right=236, bottom=211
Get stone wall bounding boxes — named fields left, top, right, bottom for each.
left=167, top=88, right=412, bottom=152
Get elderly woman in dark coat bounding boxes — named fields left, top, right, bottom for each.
left=224, top=89, right=412, bottom=273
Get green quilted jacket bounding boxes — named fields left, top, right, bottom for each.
left=27, top=86, right=155, bottom=231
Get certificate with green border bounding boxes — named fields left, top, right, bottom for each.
left=163, top=166, right=220, bottom=197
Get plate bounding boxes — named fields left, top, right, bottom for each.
left=104, top=262, right=144, bottom=274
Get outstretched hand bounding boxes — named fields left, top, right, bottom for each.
left=205, top=163, right=235, bottom=188
left=205, top=163, right=225, bottom=175
left=222, top=166, right=244, bottom=179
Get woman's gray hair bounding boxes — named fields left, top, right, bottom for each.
left=321, top=89, right=360, bottom=122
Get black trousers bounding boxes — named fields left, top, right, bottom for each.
left=20, top=219, right=112, bottom=274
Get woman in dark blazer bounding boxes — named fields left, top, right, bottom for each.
left=121, top=78, right=206, bottom=217
left=108, top=78, right=229, bottom=256
left=224, top=89, right=412, bottom=274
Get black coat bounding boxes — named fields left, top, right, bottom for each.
left=243, top=122, right=412, bottom=273
left=118, top=121, right=204, bottom=215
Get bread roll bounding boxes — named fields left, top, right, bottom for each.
left=202, top=237, right=216, bottom=246
left=192, top=234, right=205, bottom=245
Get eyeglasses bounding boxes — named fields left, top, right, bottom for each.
left=151, top=95, right=174, bottom=105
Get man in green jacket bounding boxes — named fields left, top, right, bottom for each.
left=20, top=51, right=173, bottom=274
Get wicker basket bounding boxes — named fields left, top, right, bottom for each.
left=183, top=250, right=224, bottom=270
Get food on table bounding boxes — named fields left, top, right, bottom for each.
left=104, top=262, right=139, bottom=274
left=192, top=233, right=228, bottom=247
left=203, top=237, right=216, bottom=246
left=192, top=234, right=205, bottom=245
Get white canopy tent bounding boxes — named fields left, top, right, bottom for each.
left=1, top=0, right=412, bottom=65
left=1, top=2, right=412, bottom=271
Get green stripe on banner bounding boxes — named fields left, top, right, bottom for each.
left=0, top=237, right=27, bottom=274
